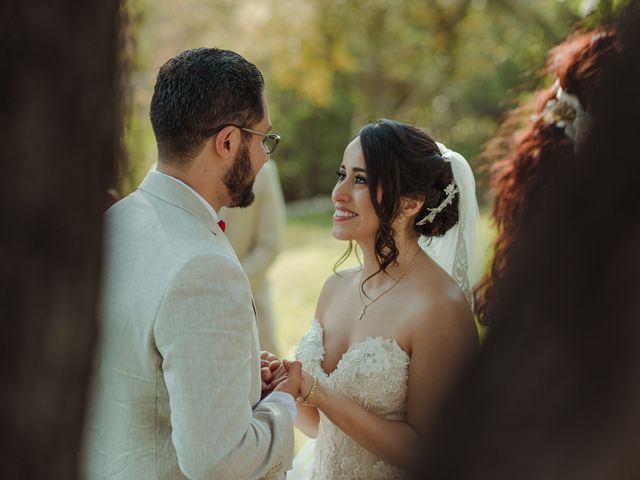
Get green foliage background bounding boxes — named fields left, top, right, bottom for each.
left=119, top=0, right=629, bottom=202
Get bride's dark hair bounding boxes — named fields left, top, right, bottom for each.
left=335, top=119, right=459, bottom=278
left=474, top=30, right=619, bottom=325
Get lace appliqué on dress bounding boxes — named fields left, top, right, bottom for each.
left=294, top=320, right=326, bottom=380
left=294, top=320, right=410, bottom=480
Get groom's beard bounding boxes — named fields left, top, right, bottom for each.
left=223, top=141, right=256, bottom=208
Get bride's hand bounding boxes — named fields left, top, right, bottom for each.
left=274, top=359, right=303, bottom=398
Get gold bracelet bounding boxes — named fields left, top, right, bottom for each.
left=302, top=377, right=319, bottom=406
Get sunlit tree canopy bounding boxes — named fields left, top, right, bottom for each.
left=122, top=0, right=626, bottom=202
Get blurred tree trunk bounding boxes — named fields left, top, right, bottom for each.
left=0, top=1, right=122, bottom=478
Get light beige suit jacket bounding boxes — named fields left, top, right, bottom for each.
left=83, top=171, right=294, bottom=479
left=220, top=161, right=286, bottom=355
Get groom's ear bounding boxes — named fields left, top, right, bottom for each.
left=401, top=195, right=424, bottom=218
left=212, top=125, right=240, bottom=161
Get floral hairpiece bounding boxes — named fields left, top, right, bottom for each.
left=416, top=183, right=458, bottom=226
left=542, top=79, right=592, bottom=144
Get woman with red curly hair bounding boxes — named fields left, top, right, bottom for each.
left=416, top=4, right=640, bottom=477
left=474, top=29, right=620, bottom=324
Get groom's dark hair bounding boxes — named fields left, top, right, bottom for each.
left=150, top=48, right=265, bottom=166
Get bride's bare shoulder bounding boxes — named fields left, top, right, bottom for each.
left=321, top=266, right=360, bottom=291
left=408, top=277, right=478, bottom=354
left=332, top=265, right=361, bottom=281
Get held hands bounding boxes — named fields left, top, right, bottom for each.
left=260, top=350, right=284, bottom=394
left=260, top=350, right=318, bottom=404
left=260, top=350, right=303, bottom=399
left=273, top=360, right=303, bottom=398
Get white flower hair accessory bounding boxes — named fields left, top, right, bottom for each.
left=416, top=183, right=459, bottom=226
left=542, top=79, right=593, bottom=145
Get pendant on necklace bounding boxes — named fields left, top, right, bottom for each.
left=358, top=305, right=367, bottom=321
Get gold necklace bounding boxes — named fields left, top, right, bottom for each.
left=356, top=248, right=421, bottom=321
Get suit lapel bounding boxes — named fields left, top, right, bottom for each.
left=138, top=171, right=221, bottom=236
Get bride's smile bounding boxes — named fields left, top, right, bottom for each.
left=332, top=206, right=357, bottom=220
left=331, top=137, right=380, bottom=243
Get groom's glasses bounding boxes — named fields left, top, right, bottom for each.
left=205, top=124, right=281, bottom=155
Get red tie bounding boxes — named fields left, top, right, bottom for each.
left=217, top=219, right=226, bottom=232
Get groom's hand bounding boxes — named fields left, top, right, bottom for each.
left=260, top=350, right=279, bottom=364
left=260, top=351, right=283, bottom=393
left=274, top=359, right=302, bottom=398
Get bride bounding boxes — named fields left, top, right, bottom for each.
left=290, top=119, right=480, bottom=479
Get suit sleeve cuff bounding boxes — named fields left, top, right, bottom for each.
left=260, top=391, right=297, bottom=421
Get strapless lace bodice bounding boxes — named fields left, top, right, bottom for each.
left=294, top=319, right=410, bottom=480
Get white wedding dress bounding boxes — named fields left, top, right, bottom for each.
left=292, top=319, right=410, bottom=480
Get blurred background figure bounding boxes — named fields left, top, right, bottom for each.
left=220, top=160, right=286, bottom=356
left=474, top=23, right=620, bottom=325
left=417, top=3, right=640, bottom=478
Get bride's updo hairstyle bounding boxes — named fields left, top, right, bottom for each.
left=357, top=119, right=459, bottom=275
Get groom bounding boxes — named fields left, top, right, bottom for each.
left=83, top=48, right=300, bottom=479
